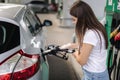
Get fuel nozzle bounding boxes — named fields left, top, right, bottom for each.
left=110, top=24, right=120, bottom=45
left=114, top=32, right=120, bottom=50
left=110, top=24, right=120, bottom=38
left=114, top=32, right=120, bottom=41
left=41, top=45, right=75, bottom=60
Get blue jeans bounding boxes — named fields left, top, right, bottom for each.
left=82, top=68, right=109, bottom=80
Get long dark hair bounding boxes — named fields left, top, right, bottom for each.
left=70, top=1, right=108, bottom=49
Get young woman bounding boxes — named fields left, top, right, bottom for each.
left=62, top=1, right=109, bottom=80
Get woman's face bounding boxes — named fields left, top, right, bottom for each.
left=72, top=16, right=77, bottom=24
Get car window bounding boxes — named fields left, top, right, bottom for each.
left=0, top=25, right=6, bottom=45
left=0, top=21, right=20, bottom=54
left=23, top=10, right=42, bottom=36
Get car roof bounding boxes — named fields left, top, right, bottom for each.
left=0, top=3, right=25, bottom=20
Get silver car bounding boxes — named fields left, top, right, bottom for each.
left=0, top=3, right=52, bottom=80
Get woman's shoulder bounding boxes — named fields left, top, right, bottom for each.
left=85, top=29, right=101, bottom=39
left=85, top=29, right=97, bottom=35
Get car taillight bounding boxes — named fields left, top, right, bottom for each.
left=0, top=50, right=40, bottom=80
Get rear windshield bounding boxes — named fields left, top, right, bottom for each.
left=0, top=21, right=20, bottom=53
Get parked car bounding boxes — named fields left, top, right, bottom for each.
left=26, top=0, right=49, bottom=13
left=0, top=3, right=52, bottom=80
left=48, top=3, right=58, bottom=12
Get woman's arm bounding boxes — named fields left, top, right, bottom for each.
left=73, top=43, right=93, bottom=66
left=60, top=43, right=79, bottom=49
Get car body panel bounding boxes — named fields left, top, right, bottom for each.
left=0, top=3, right=49, bottom=80
left=0, top=46, right=20, bottom=64
left=0, top=3, right=24, bottom=19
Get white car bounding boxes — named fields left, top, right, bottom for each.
left=0, top=3, right=52, bottom=80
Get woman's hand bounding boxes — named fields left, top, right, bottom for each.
left=72, top=50, right=79, bottom=58
left=60, top=43, right=79, bottom=49
left=72, top=50, right=80, bottom=60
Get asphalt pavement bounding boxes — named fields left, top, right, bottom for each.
left=47, top=55, right=78, bottom=80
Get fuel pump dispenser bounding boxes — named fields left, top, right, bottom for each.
left=106, top=0, right=120, bottom=80
left=106, top=0, right=120, bottom=46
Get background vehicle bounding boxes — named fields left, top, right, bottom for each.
left=0, top=3, right=52, bottom=80
left=48, top=3, right=58, bottom=12
left=26, top=0, right=49, bottom=13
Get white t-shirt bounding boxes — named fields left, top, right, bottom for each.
left=83, top=29, right=107, bottom=73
